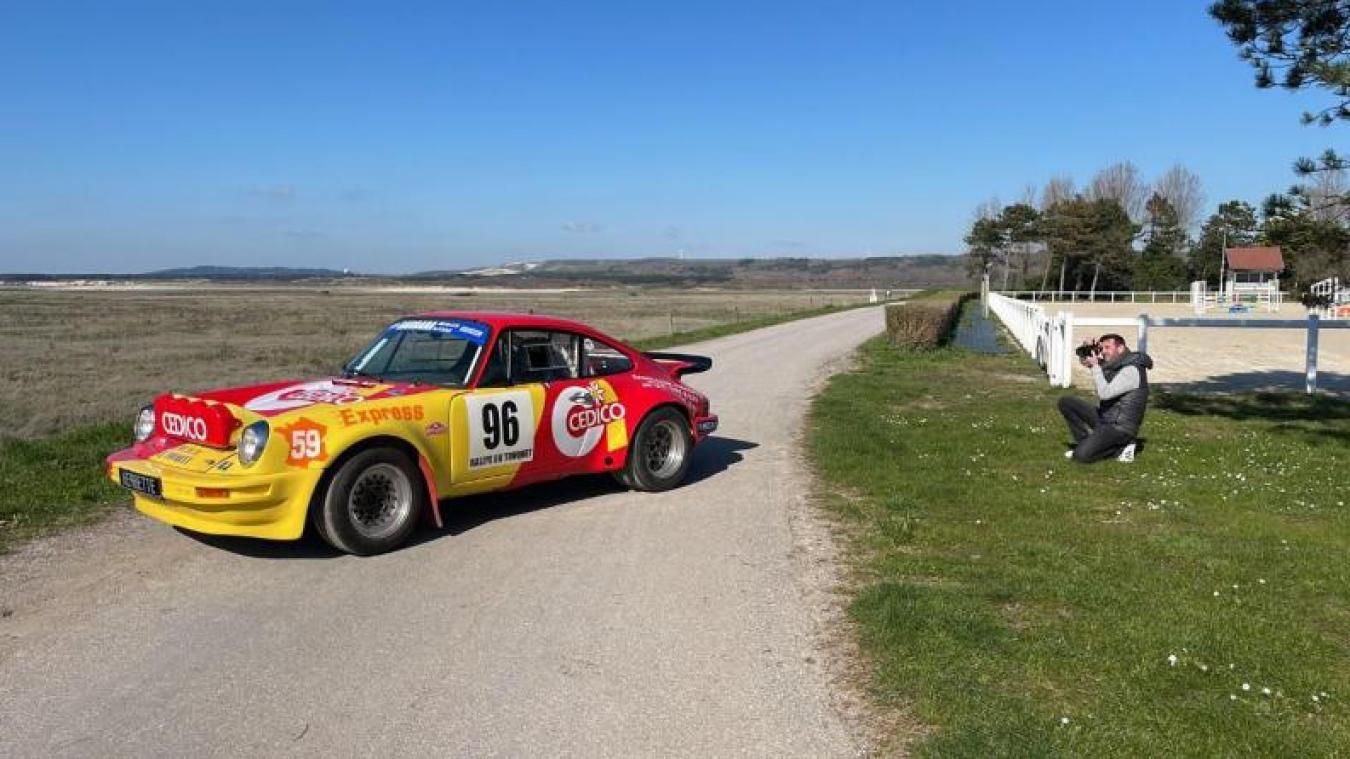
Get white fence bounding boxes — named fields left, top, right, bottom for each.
left=1312, top=277, right=1350, bottom=318
left=1003, top=290, right=1196, bottom=304
left=985, top=293, right=1073, bottom=386
left=1003, top=289, right=1291, bottom=306
left=986, top=292, right=1348, bottom=394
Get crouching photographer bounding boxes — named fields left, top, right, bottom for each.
left=1056, top=333, right=1154, bottom=464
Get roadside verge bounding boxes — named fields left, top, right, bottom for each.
left=807, top=329, right=1350, bottom=755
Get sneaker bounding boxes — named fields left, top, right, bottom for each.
left=1117, top=443, right=1136, bottom=463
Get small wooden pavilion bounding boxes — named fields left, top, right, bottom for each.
left=1223, top=246, right=1284, bottom=300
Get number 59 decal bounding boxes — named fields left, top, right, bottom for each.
left=275, top=418, right=330, bottom=468
left=464, top=392, right=535, bottom=470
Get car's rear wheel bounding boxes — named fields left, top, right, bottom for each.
left=621, top=407, right=693, bottom=492
left=316, top=447, right=424, bottom=555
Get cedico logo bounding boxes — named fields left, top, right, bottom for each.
left=245, top=381, right=364, bottom=412
left=162, top=411, right=209, bottom=442
left=551, top=386, right=626, bottom=458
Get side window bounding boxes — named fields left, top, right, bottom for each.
left=509, top=331, right=580, bottom=383
left=581, top=336, right=633, bottom=377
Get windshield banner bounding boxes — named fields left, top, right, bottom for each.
left=389, top=319, right=489, bottom=345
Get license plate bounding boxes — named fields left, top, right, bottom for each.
left=119, top=469, right=163, bottom=499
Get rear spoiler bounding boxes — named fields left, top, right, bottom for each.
left=642, top=351, right=713, bottom=379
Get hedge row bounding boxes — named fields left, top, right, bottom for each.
left=884, top=292, right=973, bottom=349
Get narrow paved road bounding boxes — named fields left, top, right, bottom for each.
left=0, top=307, right=884, bottom=758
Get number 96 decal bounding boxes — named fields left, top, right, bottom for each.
left=464, top=392, right=536, bottom=470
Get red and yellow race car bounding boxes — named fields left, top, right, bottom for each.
left=106, top=312, right=718, bottom=555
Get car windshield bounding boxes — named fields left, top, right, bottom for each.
left=342, top=318, right=490, bottom=387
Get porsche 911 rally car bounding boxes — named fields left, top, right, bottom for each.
left=106, top=312, right=718, bottom=555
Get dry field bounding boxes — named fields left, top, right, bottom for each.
left=1058, top=301, right=1350, bottom=394
left=0, top=285, right=868, bottom=439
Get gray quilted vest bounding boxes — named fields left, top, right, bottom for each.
left=1099, top=350, right=1153, bottom=436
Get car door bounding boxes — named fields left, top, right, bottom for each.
left=538, top=331, right=634, bottom=477
left=449, top=329, right=547, bottom=491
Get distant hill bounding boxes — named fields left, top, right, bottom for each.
left=140, top=266, right=352, bottom=281
left=415, top=255, right=971, bottom=289
left=3, top=256, right=971, bottom=289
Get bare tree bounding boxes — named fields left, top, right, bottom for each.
left=973, top=196, right=1002, bottom=221
left=1019, top=183, right=1039, bottom=207
left=1302, top=163, right=1350, bottom=223
left=1038, top=176, right=1075, bottom=291
left=1154, top=164, right=1206, bottom=232
left=1041, top=175, right=1076, bottom=210
left=1087, top=161, right=1149, bottom=221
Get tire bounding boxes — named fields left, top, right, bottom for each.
left=316, top=447, right=425, bottom=556
left=621, top=407, right=693, bottom=492
left=611, top=469, right=635, bottom=489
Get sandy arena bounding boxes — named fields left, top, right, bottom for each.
left=1047, top=301, right=1350, bottom=395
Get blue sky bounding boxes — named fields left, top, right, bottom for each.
left=0, top=1, right=1342, bottom=274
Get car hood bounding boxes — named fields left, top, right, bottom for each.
left=189, top=377, right=444, bottom=418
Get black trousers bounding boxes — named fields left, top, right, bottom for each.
left=1057, top=396, right=1134, bottom=463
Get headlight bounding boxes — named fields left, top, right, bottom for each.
left=238, top=421, right=270, bottom=467
left=134, top=406, right=156, bottom=442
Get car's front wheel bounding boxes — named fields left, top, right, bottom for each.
left=315, top=447, right=424, bottom=555
left=621, top=407, right=693, bottom=492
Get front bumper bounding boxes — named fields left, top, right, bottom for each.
left=106, top=450, right=322, bottom=541
left=694, top=414, right=719, bottom=440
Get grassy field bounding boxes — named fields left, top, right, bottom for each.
left=0, top=286, right=871, bottom=551
left=809, top=333, right=1350, bottom=755
left=0, top=286, right=866, bottom=439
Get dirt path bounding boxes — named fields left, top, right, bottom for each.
left=0, top=307, right=884, bottom=758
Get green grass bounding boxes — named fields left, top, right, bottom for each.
left=808, top=339, right=1350, bottom=756
left=0, top=422, right=128, bottom=552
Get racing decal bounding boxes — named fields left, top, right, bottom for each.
left=338, top=405, right=426, bottom=426
left=389, top=319, right=489, bottom=345
left=155, top=447, right=197, bottom=467
left=154, top=395, right=239, bottom=448
left=632, top=374, right=703, bottom=407
left=464, top=391, right=535, bottom=469
left=551, top=381, right=628, bottom=458
left=275, top=417, right=330, bottom=468
left=244, top=380, right=369, bottom=413
left=425, top=422, right=447, bottom=436
left=162, top=411, right=209, bottom=443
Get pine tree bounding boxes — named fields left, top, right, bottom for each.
left=1134, top=194, right=1189, bottom=289
left=1188, top=200, right=1258, bottom=285
left=963, top=216, right=1004, bottom=280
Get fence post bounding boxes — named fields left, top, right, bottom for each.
left=1306, top=314, right=1321, bottom=394
left=1062, top=312, right=1075, bottom=388
left=1137, top=315, right=1149, bottom=356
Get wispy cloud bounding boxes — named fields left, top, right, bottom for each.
left=562, top=221, right=603, bottom=234
left=244, top=184, right=297, bottom=201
